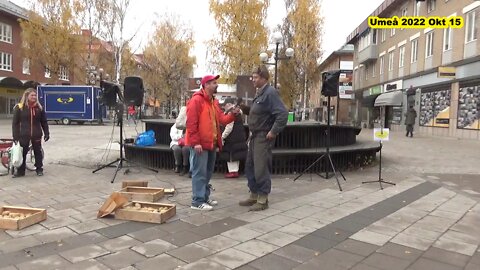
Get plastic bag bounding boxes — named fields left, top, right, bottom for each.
left=135, top=130, right=156, bottom=146
left=175, top=106, right=187, bottom=130
left=11, top=142, right=23, bottom=168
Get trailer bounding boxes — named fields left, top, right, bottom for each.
left=37, top=85, right=106, bottom=125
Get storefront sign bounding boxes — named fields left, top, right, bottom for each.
left=368, top=85, right=382, bottom=96
left=338, top=71, right=353, bottom=99
left=438, top=66, right=456, bottom=78
left=0, top=87, right=23, bottom=97
left=383, top=80, right=403, bottom=92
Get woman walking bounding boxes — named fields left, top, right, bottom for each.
left=12, top=88, right=50, bottom=177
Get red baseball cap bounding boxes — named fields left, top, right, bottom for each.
left=200, top=74, right=220, bottom=87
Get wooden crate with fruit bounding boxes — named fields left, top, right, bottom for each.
left=114, top=202, right=176, bottom=224
left=0, top=206, right=47, bottom=230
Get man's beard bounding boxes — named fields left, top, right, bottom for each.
left=213, top=86, right=218, bottom=94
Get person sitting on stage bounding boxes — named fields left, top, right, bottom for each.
left=170, top=122, right=189, bottom=176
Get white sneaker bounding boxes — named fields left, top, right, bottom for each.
left=206, top=199, right=218, bottom=206
left=191, top=203, right=213, bottom=211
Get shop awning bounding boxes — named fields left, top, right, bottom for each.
left=374, top=90, right=403, bottom=107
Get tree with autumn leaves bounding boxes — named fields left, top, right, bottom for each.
left=208, top=0, right=270, bottom=83
left=141, top=14, right=196, bottom=116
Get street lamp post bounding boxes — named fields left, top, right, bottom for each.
left=259, top=32, right=294, bottom=89
left=86, top=66, right=110, bottom=86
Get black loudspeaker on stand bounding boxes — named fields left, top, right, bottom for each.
left=293, top=70, right=345, bottom=191
left=361, top=106, right=395, bottom=189
left=93, top=79, right=157, bottom=183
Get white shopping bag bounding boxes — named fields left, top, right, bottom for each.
left=11, top=142, right=23, bottom=168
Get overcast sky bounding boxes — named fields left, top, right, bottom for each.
left=14, top=0, right=385, bottom=76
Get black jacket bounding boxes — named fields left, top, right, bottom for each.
left=12, top=103, right=49, bottom=140
left=220, top=116, right=248, bottom=161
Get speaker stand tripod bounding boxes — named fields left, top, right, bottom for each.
left=362, top=108, right=395, bottom=189
left=293, top=96, right=345, bottom=191
left=92, top=105, right=158, bottom=183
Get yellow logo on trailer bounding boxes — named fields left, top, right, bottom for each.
left=57, top=97, right=74, bottom=104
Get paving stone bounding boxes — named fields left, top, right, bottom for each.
left=292, top=256, right=349, bottom=270
left=422, top=247, right=470, bottom=268
left=34, top=227, right=78, bottom=244
left=96, top=249, right=145, bottom=269
left=234, top=212, right=268, bottom=222
left=470, top=251, right=480, bottom=264
left=160, top=230, right=205, bottom=247
left=0, top=231, right=12, bottom=242
left=234, top=239, right=279, bottom=257
left=5, top=224, right=48, bottom=238
left=414, top=216, right=457, bottom=233
left=156, top=220, right=196, bottom=234
left=180, top=213, right=214, bottom=226
left=408, top=258, right=462, bottom=270
left=16, top=254, right=72, bottom=270
left=293, top=234, right=337, bottom=253
left=130, top=239, right=177, bottom=258
left=61, top=259, right=110, bottom=270
left=68, top=220, right=108, bottom=234
left=196, top=235, right=240, bottom=252
left=41, top=217, right=81, bottom=230
left=331, top=217, right=373, bottom=232
left=350, top=263, right=382, bottom=270
left=0, top=266, right=18, bottom=270
left=191, top=218, right=245, bottom=238
left=256, top=230, right=299, bottom=247
left=433, top=237, right=478, bottom=256
left=390, top=233, right=433, bottom=251
left=208, top=247, right=258, bottom=269
left=335, top=239, right=379, bottom=257
left=441, top=230, right=480, bottom=246
left=127, top=227, right=169, bottom=242
left=273, top=244, right=317, bottom=263
left=220, top=226, right=264, bottom=242
left=350, top=229, right=392, bottom=246
left=362, top=252, right=411, bottom=270
left=312, top=226, right=352, bottom=243
left=315, top=248, right=365, bottom=269
left=166, top=243, right=215, bottom=263
left=48, top=209, right=83, bottom=219
left=180, top=258, right=230, bottom=270
left=278, top=223, right=317, bottom=237
left=0, top=235, right=42, bottom=253
left=62, top=232, right=109, bottom=248
left=244, top=220, right=282, bottom=234
left=249, top=253, right=300, bottom=270
left=376, top=243, right=423, bottom=261
left=95, top=222, right=155, bottom=239
left=235, top=265, right=259, bottom=270
left=465, top=262, right=480, bottom=270
left=98, top=235, right=142, bottom=252
left=294, top=217, right=329, bottom=229
left=261, top=215, right=298, bottom=226
left=134, top=253, right=186, bottom=270
left=59, top=244, right=110, bottom=263
left=22, top=240, right=71, bottom=259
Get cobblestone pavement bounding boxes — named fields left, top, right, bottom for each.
left=0, top=120, right=479, bottom=269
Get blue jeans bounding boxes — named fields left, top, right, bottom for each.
left=190, top=148, right=216, bottom=206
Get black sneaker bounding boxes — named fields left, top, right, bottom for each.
left=36, top=171, right=43, bottom=176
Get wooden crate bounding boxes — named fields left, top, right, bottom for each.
left=115, top=202, right=176, bottom=224
left=118, top=187, right=164, bottom=202
left=0, top=206, right=47, bottom=230
left=121, top=180, right=149, bottom=189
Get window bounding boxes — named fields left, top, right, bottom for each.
left=59, top=66, right=69, bottom=81
left=399, top=45, right=405, bottom=67
left=381, top=29, right=386, bottom=42
left=425, top=31, right=434, bottom=57
left=365, top=64, right=369, bottom=81
left=411, top=39, right=418, bottom=63
left=427, top=0, right=436, bottom=13
left=391, top=28, right=396, bottom=37
left=45, top=66, right=51, bottom=78
left=402, top=7, right=408, bottom=17
left=380, top=56, right=385, bottom=75
left=388, top=51, right=395, bottom=71
left=0, top=52, right=12, bottom=71
left=414, top=0, right=421, bottom=16
left=443, top=27, right=452, bottom=51
left=372, top=62, right=376, bottom=77
left=372, top=29, right=377, bottom=44
left=0, top=23, right=12, bottom=43
left=466, top=10, right=477, bottom=43
left=22, top=58, right=30, bottom=74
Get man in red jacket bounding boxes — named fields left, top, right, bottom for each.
left=186, top=74, right=239, bottom=211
